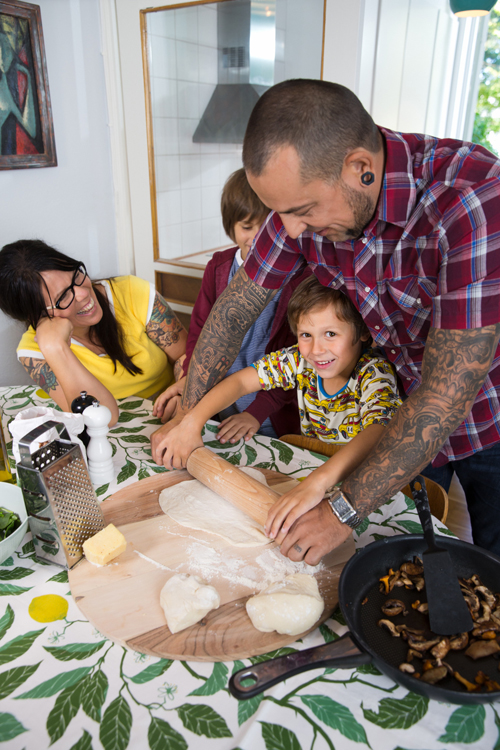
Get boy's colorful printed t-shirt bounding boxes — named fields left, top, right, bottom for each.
left=253, top=345, right=402, bottom=443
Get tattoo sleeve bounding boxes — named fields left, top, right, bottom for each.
left=181, top=267, right=277, bottom=410
left=343, top=324, right=500, bottom=517
left=146, top=292, right=184, bottom=351
left=19, top=357, right=59, bottom=394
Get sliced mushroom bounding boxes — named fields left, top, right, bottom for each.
left=400, top=561, right=424, bottom=577
left=463, top=593, right=481, bottom=614
left=471, top=621, right=499, bottom=637
left=419, top=666, right=448, bottom=684
left=406, top=633, right=441, bottom=652
left=378, top=619, right=401, bottom=637
left=449, top=632, right=469, bottom=650
left=399, top=662, right=415, bottom=674
left=414, top=577, right=425, bottom=592
left=465, top=640, right=500, bottom=660
left=475, top=585, right=496, bottom=608
left=381, top=599, right=408, bottom=617
left=406, top=648, right=423, bottom=662
left=431, top=637, right=450, bottom=661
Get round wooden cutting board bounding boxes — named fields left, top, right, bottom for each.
left=68, top=469, right=355, bottom=662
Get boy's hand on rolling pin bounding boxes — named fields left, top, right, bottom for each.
left=151, top=413, right=203, bottom=469
left=265, top=471, right=332, bottom=544
left=217, top=412, right=260, bottom=444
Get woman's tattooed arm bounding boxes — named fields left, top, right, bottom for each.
left=19, top=356, right=59, bottom=394
left=181, top=267, right=277, bottom=410
left=146, top=292, right=186, bottom=354
left=343, top=324, right=500, bottom=517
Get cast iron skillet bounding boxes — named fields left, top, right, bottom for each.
left=229, top=535, right=500, bottom=704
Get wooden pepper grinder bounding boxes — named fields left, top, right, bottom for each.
left=70, top=391, right=95, bottom=448
left=82, top=400, right=114, bottom=486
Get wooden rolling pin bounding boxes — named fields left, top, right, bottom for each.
left=186, top=447, right=280, bottom=527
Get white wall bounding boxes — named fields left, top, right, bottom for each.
left=0, top=0, right=118, bottom=387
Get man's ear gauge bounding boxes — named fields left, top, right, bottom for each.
left=361, top=171, right=375, bottom=186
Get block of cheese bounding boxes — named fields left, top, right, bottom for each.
left=83, top=524, right=126, bottom=566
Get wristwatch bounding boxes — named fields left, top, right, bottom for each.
left=324, top=487, right=362, bottom=529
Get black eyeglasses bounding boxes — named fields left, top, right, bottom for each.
left=46, top=264, right=88, bottom=311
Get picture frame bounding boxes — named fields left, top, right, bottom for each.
left=0, top=0, right=56, bottom=169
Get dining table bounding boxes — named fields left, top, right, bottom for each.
left=0, top=384, right=498, bottom=750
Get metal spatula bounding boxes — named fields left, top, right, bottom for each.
left=409, top=476, right=473, bottom=635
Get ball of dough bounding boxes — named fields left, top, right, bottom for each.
left=246, top=573, right=324, bottom=636
left=160, top=574, right=220, bottom=634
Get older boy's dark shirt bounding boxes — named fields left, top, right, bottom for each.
left=243, top=127, right=500, bottom=466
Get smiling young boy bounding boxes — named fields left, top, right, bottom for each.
left=165, top=275, right=402, bottom=542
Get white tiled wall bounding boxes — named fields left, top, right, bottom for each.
left=147, top=0, right=323, bottom=261
left=148, top=3, right=242, bottom=261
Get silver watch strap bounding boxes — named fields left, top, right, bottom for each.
left=324, top=487, right=362, bottom=529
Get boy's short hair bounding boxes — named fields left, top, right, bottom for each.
left=288, top=275, right=371, bottom=345
left=221, top=168, right=269, bottom=242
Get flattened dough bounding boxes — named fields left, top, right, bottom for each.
left=246, top=574, right=325, bottom=635
left=159, top=466, right=270, bottom=547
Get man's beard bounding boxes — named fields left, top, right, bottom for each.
left=338, top=180, right=377, bottom=240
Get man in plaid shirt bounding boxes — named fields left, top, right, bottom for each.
left=152, top=80, right=500, bottom=562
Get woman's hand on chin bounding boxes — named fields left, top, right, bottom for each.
left=34, top=316, right=74, bottom=355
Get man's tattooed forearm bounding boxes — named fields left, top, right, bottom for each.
left=343, top=324, right=500, bottom=517
left=20, top=357, right=59, bottom=393
left=146, top=293, right=184, bottom=350
left=181, top=267, right=276, bottom=409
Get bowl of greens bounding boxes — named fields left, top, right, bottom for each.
left=0, top=483, right=28, bottom=564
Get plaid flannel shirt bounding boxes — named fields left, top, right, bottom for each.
left=243, top=127, right=500, bottom=466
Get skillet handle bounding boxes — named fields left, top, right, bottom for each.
left=229, top=632, right=370, bottom=700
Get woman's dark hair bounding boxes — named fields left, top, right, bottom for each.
left=0, top=239, right=142, bottom=375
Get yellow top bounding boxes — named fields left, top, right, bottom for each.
left=17, top=275, right=174, bottom=400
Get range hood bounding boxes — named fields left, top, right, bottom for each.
left=193, top=0, right=276, bottom=144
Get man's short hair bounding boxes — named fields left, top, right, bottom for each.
left=288, top=275, right=371, bottom=345
left=221, top=168, right=269, bottom=242
left=243, top=79, right=381, bottom=183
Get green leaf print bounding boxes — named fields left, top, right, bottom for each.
left=0, top=568, right=33, bottom=580
left=95, top=484, right=110, bottom=497
left=0, top=603, right=14, bottom=640
left=0, top=584, right=33, bottom=596
left=301, top=695, right=369, bottom=744
left=244, top=445, right=258, bottom=463
left=438, top=705, right=486, bottom=744
left=0, top=628, right=45, bottom=666
left=148, top=717, right=187, bottom=750
left=260, top=721, right=302, bottom=750
left=119, top=400, right=144, bottom=411
left=232, top=660, right=245, bottom=675
left=0, top=557, right=13, bottom=567
left=356, top=662, right=382, bottom=676
left=110, top=426, right=145, bottom=434
left=354, top=518, right=370, bottom=536
left=189, top=662, right=228, bottom=696
left=100, top=695, right=133, bottom=750
left=130, top=659, right=173, bottom=684
left=395, top=520, right=423, bottom=535
left=0, top=662, right=41, bottom=699
left=44, top=641, right=107, bottom=662
left=70, top=730, right=94, bottom=750
left=46, top=679, right=86, bottom=744
left=81, top=671, right=108, bottom=722
left=117, top=411, right=137, bottom=423
left=177, top=703, right=232, bottom=738
left=204, top=440, right=230, bottom=450
left=225, top=452, right=242, bottom=465
left=0, top=712, right=28, bottom=741
left=116, top=461, right=137, bottom=484
left=15, top=666, right=90, bottom=699
left=270, top=439, right=294, bottom=465
left=319, top=623, right=339, bottom=643
left=238, top=692, right=263, bottom=726
left=47, top=570, right=69, bottom=584
left=250, top=648, right=297, bottom=664
left=362, top=692, right=429, bottom=729
left=119, top=434, right=150, bottom=444
left=204, top=423, right=219, bottom=434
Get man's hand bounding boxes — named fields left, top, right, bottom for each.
left=266, top=471, right=330, bottom=543
left=279, top=499, right=352, bottom=566
left=217, top=412, right=260, bottom=444
left=150, top=412, right=202, bottom=469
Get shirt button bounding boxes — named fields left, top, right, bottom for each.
left=417, top=298, right=421, bottom=304
left=364, top=286, right=370, bottom=292
left=362, top=237, right=368, bottom=244
left=375, top=325, right=380, bottom=330
left=406, top=377, right=411, bottom=381
left=391, top=349, right=396, bottom=354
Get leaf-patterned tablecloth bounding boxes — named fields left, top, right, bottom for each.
left=0, top=385, right=498, bottom=750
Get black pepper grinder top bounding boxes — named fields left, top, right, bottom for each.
left=71, top=391, right=95, bottom=448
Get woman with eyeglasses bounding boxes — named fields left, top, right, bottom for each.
left=0, top=239, right=188, bottom=425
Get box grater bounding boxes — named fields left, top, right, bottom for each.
left=16, top=420, right=105, bottom=568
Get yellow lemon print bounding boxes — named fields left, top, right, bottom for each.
left=29, top=594, right=68, bottom=622
left=35, top=389, right=50, bottom=399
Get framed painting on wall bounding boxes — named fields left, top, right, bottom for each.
left=0, top=0, right=56, bottom=169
